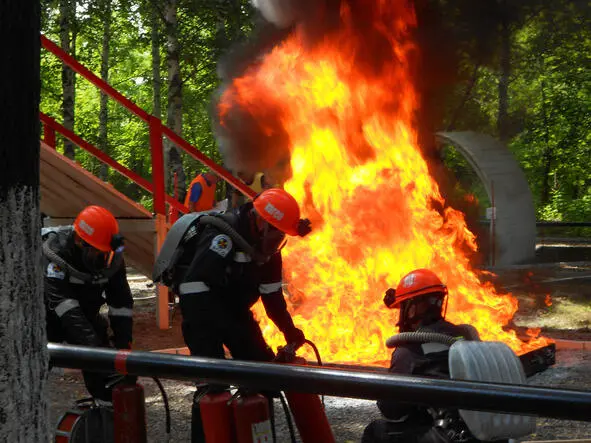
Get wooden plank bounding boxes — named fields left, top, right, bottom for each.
left=45, top=218, right=156, bottom=233
left=41, top=158, right=143, bottom=218
left=40, top=142, right=151, bottom=219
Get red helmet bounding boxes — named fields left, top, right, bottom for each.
left=384, top=269, right=447, bottom=309
left=253, top=188, right=302, bottom=236
left=73, top=206, right=119, bottom=252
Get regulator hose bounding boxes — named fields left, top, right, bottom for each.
left=385, top=331, right=463, bottom=349
left=152, top=377, right=171, bottom=440
left=42, top=232, right=122, bottom=282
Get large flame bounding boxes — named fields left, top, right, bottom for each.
left=221, top=0, right=549, bottom=364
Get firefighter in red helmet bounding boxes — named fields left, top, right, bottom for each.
left=362, top=269, right=484, bottom=443
left=154, top=187, right=311, bottom=443
left=43, top=205, right=133, bottom=404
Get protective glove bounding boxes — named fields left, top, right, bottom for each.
left=284, top=327, right=306, bottom=350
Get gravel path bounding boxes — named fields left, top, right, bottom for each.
left=48, top=349, right=591, bottom=442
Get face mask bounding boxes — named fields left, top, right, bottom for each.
left=81, top=244, right=110, bottom=273
left=258, top=221, right=287, bottom=257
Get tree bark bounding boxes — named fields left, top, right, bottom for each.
left=98, top=0, right=112, bottom=181
left=164, top=0, right=186, bottom=203
left=497, top=0, right=511, bottom=143
left=59, top=0, right=77, bottom=160
left=540, top=79, right=553, bottom=205
left=151, top=1, right=162, bottom=120
left=0, top=1, right=50, bottom=441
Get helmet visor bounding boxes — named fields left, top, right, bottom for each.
left=259, top=220, right=287, bottom=256
left=76, top=236, right=115, bottom=272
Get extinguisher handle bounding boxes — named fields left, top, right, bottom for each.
left=275, top=343, right=298, bottom=363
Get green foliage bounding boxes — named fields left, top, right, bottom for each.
left=441, top=1, right=591, bottom=225
left=40, top=0, right=589, bottom=227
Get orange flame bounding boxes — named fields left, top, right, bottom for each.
left=222, top=1, right=549, bottom=364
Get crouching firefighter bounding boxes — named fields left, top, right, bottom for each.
left=362, top=269, right=484, bottom=443
left=153, top=188, right=312, bottom=443
left=43, top=205, right=133, bottom=404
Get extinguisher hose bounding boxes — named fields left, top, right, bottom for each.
left=152, top=377, right=171, bottom=438
left=304, top=339, right=325, bottom=407
left=279, top=392, right=298, bottom=443
left=304, top=339, right=322, bottom=366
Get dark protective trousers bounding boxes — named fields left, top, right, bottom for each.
left=181, top=292, right=275, bottom=443
left=46, top=310, right=116, bottom=402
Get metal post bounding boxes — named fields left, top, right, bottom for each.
left=490, top=180, right=496, bottom=267
left=149, top=115, right=166, bottom=216
left=43, top=123, right=56, bottom=149
left=48, top=344, right=591, bottom=422
left=149, top=115, right=170, bottom=330
left=154, top=214, right=169, bottom=330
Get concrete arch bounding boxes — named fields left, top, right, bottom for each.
left=435, top=131, right=536, bottom=266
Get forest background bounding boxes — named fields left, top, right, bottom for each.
left=40, top=0, right=591, bottom=228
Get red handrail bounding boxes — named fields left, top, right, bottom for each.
left=40, top=112, right=187, bottom=214
left=40, top=34, right=257, bottom=206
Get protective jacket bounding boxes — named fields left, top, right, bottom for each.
left=175, top=204, right=300, bottom=360
left=43, top=226, right=133, bottom=350
left=185, top=174, right=216, bottom=212
left=378, top=320, right=480, bottom=422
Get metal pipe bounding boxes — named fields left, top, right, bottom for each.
left=48, top=344, right=591, bottom=422
left=41, top=35, right=151, bottom=123
left=149, top=115, right=166, bottom=216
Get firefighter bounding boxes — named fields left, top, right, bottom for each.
left=43, top=205, right=133, bottom=404
left=157, top=188, right=311, bottom=442
left=185, top=171, right=219, bottom=212
left=362, top=269, right=485, bottom=443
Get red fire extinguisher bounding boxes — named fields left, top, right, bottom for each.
left=200, top=391, right=236, bottom=443
left=232, top=392, right=272, bottom=443
left=112, top=377, right=147, bottom=443
left=276, top=343, right=336, bottom=443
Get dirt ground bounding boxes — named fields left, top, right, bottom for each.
left=48, top=262, right=591, bottom=441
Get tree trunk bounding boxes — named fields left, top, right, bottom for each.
left=98, top=0, right=112, bottom=181
left=151, top=2, right=162, bottom=120
left=0, top=1, right=50, bottom=441
left=164, top=0, right=186, bottom=204
left=497, top=1, right=511, bottom=144
left=540, top=79, right=553, bottom=205
left=60, top=0, right=76, bottom=160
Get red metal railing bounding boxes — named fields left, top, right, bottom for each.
left=40, top=34, right=257, bottom=219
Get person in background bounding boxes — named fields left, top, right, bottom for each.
left=43, top=205, right=133, bottom=404
left=229, top=170, right=277, bottom=208
left=362, top=269, right=483, bottom=443
left=185, top=170, right=219, bottom=212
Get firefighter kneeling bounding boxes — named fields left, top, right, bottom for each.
left=154, top=188, right=312, bottom=443
left=363, top=269, right=534, bottom=443
left=44, top=206, right=134, bottom=404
